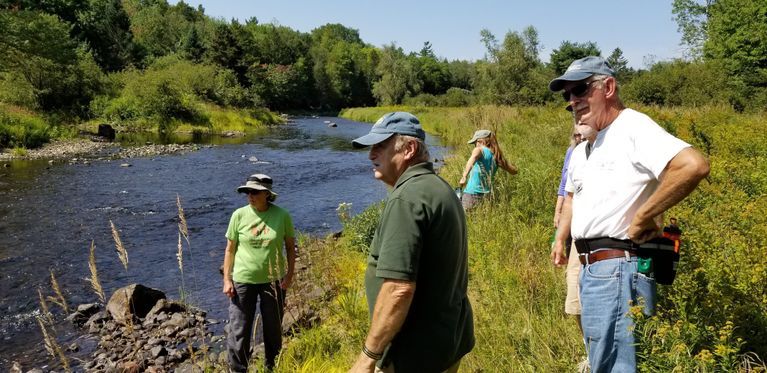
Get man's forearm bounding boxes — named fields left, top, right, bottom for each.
left=636, top=148, right=710, bottom=222
left=364, top=279, right=416, bottom=353
left=556, top=195, right=573, bottom=245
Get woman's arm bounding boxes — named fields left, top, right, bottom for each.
left=498, top=156, right=518, bottom=175
left=459, top=147, right=483, bottom=187
left=222, top=239, right=237, bottom=298
left=553, top=195, right=564, bottom=227
left=280, top=236, right=297, bottom=290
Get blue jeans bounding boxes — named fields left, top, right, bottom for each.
left=579, top=254, right=656, bottom=373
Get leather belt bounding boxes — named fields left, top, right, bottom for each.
left=579, top=248, right=637, bottom=265
left=575, top=237, right=635, bottom=254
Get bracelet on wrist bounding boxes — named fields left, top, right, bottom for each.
left=362, top=344, right=383, bottom=360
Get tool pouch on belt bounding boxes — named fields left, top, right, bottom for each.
left=575, top=236, right=681, bottom=285
left=637, top=237, right=680, bottom=285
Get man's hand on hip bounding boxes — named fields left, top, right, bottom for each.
left=628, top=215, right=660, bottom=244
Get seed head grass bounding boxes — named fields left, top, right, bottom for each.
left=36, top=316, right=71, bottom=372
left=110, top=220, right=128, bottom=271
left=48, top=270, right=69, bottom=314
left=86, top=240, right=106, bottom=303
left=37, top=287, right=53, bottom=325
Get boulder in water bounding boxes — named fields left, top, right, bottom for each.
left=97, top=124, right=116, bottom=141
left=106, top=284, right=166, bottom=324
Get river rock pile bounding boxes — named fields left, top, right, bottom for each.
left=113, top=144, right=203, bottom=159
left=0, top=140, right=115, bottom=161
left=70, top=284, right=215, bottom=372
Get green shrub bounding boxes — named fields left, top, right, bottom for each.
left=338, top=201, right=384, bottom=254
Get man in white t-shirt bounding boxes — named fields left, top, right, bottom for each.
left=549, top=56, right=709, bottom=373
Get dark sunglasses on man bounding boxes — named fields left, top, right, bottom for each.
left=562, top=80, right=599, bottom=102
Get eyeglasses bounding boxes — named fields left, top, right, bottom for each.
left=562, top=80, right=599, bottom=102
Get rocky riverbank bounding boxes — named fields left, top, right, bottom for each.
left=0, top=139, right=205, bottom=164
left=11, top=243, right=328, bottom=372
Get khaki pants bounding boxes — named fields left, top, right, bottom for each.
left=375, top=359, right=461, bottom=373
left=564, top=246, right=582, bottom=315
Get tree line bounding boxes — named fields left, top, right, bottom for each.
left=0, top=0, right=764, bottom=127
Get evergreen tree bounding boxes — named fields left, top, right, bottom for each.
left=548, top=41, right=601, bottom=75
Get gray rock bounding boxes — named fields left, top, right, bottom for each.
left=66, top=303, right=101, bottom=325
left=106, top=284, right=166, bottom=324
left=85, top=310, right=110, bottom=329
left=151, top=345, right=167, bottom=358
left=145, top=299, right=186, bottom=320
left=26, top=369, right=43, bottom=373
left=9, top=361, right=21, bottom=373
left=154, top=356, right=167, bottom=366
left=179, top=328, right=194, bottom=338
left=174, top=361, right=203, bottom=373
left=164, top=313, right=190, bottom=329
left=155, top=313, right=169, bottom=323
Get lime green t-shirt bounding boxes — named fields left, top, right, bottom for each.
left=226, top=204, right=295, bottom=284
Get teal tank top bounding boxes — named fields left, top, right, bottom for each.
left=463, top=147, right=496, bottom=194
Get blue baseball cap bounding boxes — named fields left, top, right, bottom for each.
left=352, top=112, right=425, bottom=148
left=549, top=56, right=615, bottom=92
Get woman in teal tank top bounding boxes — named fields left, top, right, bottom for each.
left=459, top=130, right=518, bottom=210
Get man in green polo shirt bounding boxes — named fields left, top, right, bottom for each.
left=349, top=112, right=474, bottom=373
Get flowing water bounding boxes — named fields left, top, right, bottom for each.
left=0, top=116, right=446, bottom=369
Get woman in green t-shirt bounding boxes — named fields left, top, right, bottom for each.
left=222, top=174, right=296, bottom=372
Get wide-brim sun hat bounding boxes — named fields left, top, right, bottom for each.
left=237, top=174, right=278, bottom=199
left=549, top=56, right=615, bottom=92
left=467, top=129, right=492, bottom=144
left=352, top=112, right=426, bottom=148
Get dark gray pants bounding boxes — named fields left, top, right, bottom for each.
left=228, top=281, right=286, bottom=372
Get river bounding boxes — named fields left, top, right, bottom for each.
left=0, top=116, right=446, bottom=370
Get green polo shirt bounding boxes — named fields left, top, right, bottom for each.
left=226, top=204, right=295, bottom=284
left=365, top=162, right=475, bottom=372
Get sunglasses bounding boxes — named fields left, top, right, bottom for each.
left=246, top=190, right=264, bottom=195
left=562, top=80, right=599, bottom=102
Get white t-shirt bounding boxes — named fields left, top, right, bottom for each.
left=565, top=109, right=690, bottom=240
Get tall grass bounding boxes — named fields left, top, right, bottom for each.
left=296, top=104, right=767, bottom=371
left=0, top=103, right=51, bottom=149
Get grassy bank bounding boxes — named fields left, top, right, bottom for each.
left=80, top=104, right=283, bottom=136
left=274, top=105, right=766, bottom=372
left=0, top=103, right=77, bottom=151
left=0, top=103, right=282, bottom=152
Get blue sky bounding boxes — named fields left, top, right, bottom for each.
left=176, top=0, right=684, bottom=69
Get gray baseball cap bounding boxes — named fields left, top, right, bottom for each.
left=467, top=129, right=492, bottom=144
left=352, top=112, right=425, bottom=148
left=549, top=56, right=615, bottom=92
